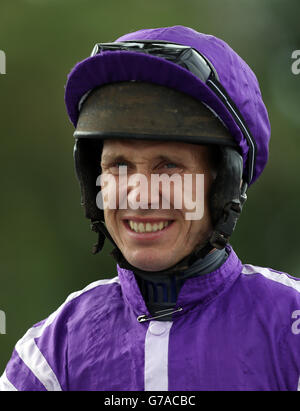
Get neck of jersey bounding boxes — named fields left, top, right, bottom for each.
left=134, top=247, right=228, bottom=321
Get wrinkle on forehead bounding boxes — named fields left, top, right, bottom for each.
left=101, top=138, right=217, bottom=173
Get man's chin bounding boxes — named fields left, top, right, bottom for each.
left=124, top=252, right=177, bottom=273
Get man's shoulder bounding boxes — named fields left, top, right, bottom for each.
left=238, top=262, right=300, bottom=305
left=51, top=275, right=121, bottom=320
left=241, top=263, right=300, bottom=290
left=27, top=276, right=121, bottom=337
left=0, top=276, right=122, bottom=391
left=64, top=276, right=121, bottom=304
left=236, top=263, right=300, bottom=360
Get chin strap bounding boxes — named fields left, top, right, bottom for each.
left=90, top=219, right=215, bottom=276
left=89, top=181, right=247, bottom=275
left=90, top=220, right=115, bottom=254
left=89, top=185, right=247, bottom=275
left=123, top=240, right=215, bottom=277
left=209, top=181, right=248, bottom=249
left=89, top=183, right=246, bottom=275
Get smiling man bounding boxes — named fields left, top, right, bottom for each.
left=1, top=25, right=300, bottom=391
left=100, top=137, right=215, bottom=272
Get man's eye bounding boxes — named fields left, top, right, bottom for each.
left=114, top=162, right=128, bottom=167
left=109, top=161, right=129, bottom=169
left=108, top=162, right=129, bottom=175
left=164, top=163, right=178, bottom=169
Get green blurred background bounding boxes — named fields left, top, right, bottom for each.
left=0, top=0, right=300, bottom=371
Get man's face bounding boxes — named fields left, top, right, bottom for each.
left=101, top=139, right=216, bottom=272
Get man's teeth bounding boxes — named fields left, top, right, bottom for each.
left=128, top=220, right=170, bottom=233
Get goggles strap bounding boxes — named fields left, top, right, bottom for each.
left=206, top=78, right=256, bottom=184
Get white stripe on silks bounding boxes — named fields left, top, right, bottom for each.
left=242, top=265, right=300, bottom=293
left=15, top=337, right=62, bottom=391
left=298, top=375, right=300, bottom=391
left=13, top=276, right=120, bottom=391
left=144, top=321, right=173, bottom=391
left=0, top=370, right=18, bottom=391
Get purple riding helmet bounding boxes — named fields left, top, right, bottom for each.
left=64, top=25, right=271, bottom=267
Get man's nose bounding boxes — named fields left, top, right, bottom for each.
left=127, top=169, right=160, bottom=210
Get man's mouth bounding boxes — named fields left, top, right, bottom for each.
left=127, top=220, right=172, bottom=233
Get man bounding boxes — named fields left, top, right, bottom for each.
left=1, top=25, right=300, bottom=391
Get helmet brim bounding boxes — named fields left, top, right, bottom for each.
left=65, top=51, right=248, bottom=165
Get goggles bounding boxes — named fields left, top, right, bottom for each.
left=90, top=41, right=256, bottom=185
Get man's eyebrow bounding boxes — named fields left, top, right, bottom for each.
left=101, top=153, right=130, bottom=164
left=153, top=154, right=186, bottom=166
left=155, top=154, right=181, bottom=161
left=101, top=153, right=185, bottom=164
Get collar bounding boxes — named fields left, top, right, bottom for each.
left=133, top=247, right=228, bottom=319
left=117, top=245, right=242, bottom=321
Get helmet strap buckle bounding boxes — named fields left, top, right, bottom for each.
left=210, top=186, right=247, bottom=250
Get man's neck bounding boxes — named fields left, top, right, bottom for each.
left=134, top=247, right=228, bottom=320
